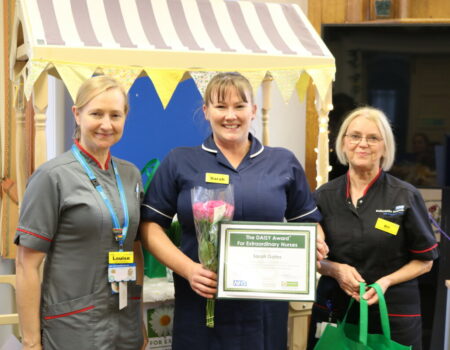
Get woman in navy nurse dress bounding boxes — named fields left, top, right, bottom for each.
left=140, top=72, right=326, bottom=349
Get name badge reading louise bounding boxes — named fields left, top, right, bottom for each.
left=375, top=217, right=400, bottom=235
left=205, top=173, right=229, bottom=184
left=109, top=251, right=134, bottom=264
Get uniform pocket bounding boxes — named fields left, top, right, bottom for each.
left=42, top=293, right=96, bottom=350
left=118, top=284, right=144, bottom=349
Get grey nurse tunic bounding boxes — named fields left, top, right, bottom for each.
left=15, top=147, right=143, bottom=350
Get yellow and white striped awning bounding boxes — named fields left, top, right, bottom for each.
left=10, top=0, right=335, bottom=107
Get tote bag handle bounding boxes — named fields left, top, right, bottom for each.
left=369, top=283, right=391, bottom=338
left=359, top=283, right=369, bottom=344
left=358, top=282, right=392, bottom=345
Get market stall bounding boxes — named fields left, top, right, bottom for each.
left=3, top=0, right=336, bottom=347
left=5, top=0, right=334, bottom=256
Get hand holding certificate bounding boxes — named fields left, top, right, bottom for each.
left=217, top=222, right=317, bottom=301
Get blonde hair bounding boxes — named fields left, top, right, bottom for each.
left=204, top=72, right=254, bottom=106
left=73, top=76, right=128, bottom=139
left=335, top=106, right=396, bottom=171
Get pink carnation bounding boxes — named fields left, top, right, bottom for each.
left=192, top=202, right=209, bottom=220
left=192, top=200, right=234, bottom=222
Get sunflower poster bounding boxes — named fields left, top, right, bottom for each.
left=146, top=303, right=174, bottom=349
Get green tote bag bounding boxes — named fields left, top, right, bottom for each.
left=314, top=283, right=412, bottom=350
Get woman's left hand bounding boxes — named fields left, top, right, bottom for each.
left=362, top=259, right=433, bottom=305
left=362, top=277, right=390, bottom=306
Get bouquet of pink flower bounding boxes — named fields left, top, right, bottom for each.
left=191, top=185, right=234, bottom=328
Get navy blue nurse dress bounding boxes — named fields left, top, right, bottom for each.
left=141, top=134, right=321, bottom=350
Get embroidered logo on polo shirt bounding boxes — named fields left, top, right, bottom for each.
left=375, top=205, right=405, bottom=217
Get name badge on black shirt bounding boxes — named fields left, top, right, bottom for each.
left=375, top=218, right=400, bottom=235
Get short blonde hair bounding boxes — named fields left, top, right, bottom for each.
left=335, top=106, right=396, bottom=171
left=204, top=72, right=254, bottom=106
left=73, top=76, right=128, bottom=139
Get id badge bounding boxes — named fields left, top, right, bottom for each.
left=108, top=263, right=136, bottom=283
left=108, top=251, right=136, bottom=299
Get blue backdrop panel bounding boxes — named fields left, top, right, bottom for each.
left=111, top=76, right=210, bottom=171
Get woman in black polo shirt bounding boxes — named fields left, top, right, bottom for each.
left=307, top=107, right=438, bottom=350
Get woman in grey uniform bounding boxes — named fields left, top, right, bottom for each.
left=15, top=76, right=146, bottom=350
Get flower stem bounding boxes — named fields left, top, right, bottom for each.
left=206, top=299, right=215, bottom=328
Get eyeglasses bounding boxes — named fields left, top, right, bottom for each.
left=345, top=134, right=383, bottom=145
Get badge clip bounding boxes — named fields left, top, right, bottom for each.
left=113, top=228, right=123, bottom=241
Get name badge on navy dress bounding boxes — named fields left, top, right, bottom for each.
left=205, top=172, right=229, bottom=184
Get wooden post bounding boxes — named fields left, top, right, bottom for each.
left=25, top=98, right=35, bottom=177
left=33, top=73, right=48, bottom=169
left=261, top=74, right=273, bottom=146
left=314, top=86, right=333, bottom=188
left=14, top=79, right=26, bottom=202
left=305, top=1, right=323, bottom=190
left=346, top=0, right=369, bottom=22
left=305, top=84, right=318, bottom=189
left=396, top=0, right=409, bottom=18
left=1, top=0, right=19, bottom=259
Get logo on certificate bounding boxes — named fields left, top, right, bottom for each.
left=233, top=280, right=248, bottom=287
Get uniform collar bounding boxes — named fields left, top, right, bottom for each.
left=201, top=133, right=264, bottom=158
left=74, top=139, right=111, bottom=170
left=346, top=168, right=383, bottom=199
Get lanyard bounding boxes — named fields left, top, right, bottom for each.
left=71, top=144, right=129, bottom=251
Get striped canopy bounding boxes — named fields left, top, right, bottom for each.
left=4, top=0, right=335, bottom=259
left=10, top=0, right=335, bottom=106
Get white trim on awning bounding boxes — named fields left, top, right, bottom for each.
left=10, top=0, right=335, bottom=106
left=20, top=0, right=333, bottom=63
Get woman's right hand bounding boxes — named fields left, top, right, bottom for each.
left=187, top=262, right=218, bottom=299
left=335, top=263, right=365, bottom=300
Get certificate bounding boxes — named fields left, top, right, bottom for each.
left=217, top=221, right=317, bottom=301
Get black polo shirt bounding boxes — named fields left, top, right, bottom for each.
left=315, top=170, right=438, bottom=316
